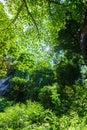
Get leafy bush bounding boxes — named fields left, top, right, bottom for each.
left=70, top=82, right=87, bottom=117
left=59, top=112, right=87, bottom=130
left=0, top=97, right=13, bottom=112
left=56, top=62, right=80, bottom=86
left=5, top=77, right=28, bottom=102
left=29, top=67, right=55, bottom=87
left=0, top=100, right=59, bottom=130
left=27, top=86, right=40, bottom=101
left=39, top=84, right=61, bottom=111
left=0, top=100, right=87, bottom=130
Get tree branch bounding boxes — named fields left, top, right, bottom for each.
left=23, top=0, right=39, bottom=32
left=0, top=3, right=23, bottom=32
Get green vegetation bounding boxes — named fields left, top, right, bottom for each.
left=0, top=97, right=87, bottom=130
left=0, top=0, right=87, bottom=129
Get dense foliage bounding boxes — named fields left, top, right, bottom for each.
left=0, top=0, right=87, bottom=129
left=0, top=97, right=87, bottom=130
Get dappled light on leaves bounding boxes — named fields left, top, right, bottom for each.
left=0, top=0, right=87, bottom=129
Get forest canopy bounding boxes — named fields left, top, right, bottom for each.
left=0, top=0, right=86, bottom=77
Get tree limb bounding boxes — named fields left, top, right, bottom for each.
left=0, top=3, right=23, bottom=32
left=23, top=0, right=39, bottom=32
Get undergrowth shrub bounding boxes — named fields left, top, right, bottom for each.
left=39, top=84, right=61, bottom=111
left=0, top=100, right=59, bottom=130
left=5, top=77, right=28, bottom=102
left=0, top=100, right=87, bottom=130
left=0, top=97, right=13, bottom=112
